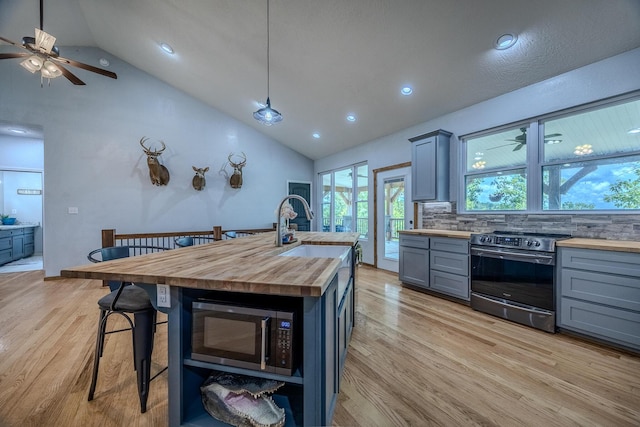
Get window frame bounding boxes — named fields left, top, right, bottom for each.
left=459, top=91, right=640, bottom=214
left=318, top=162, right=369, bottom=239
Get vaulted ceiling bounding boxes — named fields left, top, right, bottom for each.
left=1, top=0, right=639, bottom=159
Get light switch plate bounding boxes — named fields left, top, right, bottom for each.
left=157, top=284, right=170, bottom=308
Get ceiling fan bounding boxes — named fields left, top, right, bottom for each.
left=0, top=0, right=117, bottom=86
left=488, top=127, right=562, bottom=151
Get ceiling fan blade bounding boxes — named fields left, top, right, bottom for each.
left=54, top=62, right=86, bottom=85
left=0, top=36, right=25, bottom=48
left=0, top=52, right=30, bottom=60
left=512, top=143, right=525, bottom=151
left=488, top=143, right=517, bottom=150
left=54, top=56, right=117, bottom=79
left=544, top=133, right=562, bottom=138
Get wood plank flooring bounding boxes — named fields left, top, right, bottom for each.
left=0, top=267, right=638, bottom=426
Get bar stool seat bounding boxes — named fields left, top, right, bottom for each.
left=87, top=246, right=168, bottom=413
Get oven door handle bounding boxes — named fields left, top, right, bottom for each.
left=471, top=247, right=555, bottom=265
left=260, top=317, right=271, bottom=370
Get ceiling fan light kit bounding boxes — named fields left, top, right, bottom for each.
left=0, top=0, right=117, bottom=86
left=253, top=0, right=283, bottom=126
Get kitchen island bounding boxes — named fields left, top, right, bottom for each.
left=61, top=231, right=359, bottom=427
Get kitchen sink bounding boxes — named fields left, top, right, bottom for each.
left=279, top=245, right=352, bottom=296
left=278, top=244, right=349, bottom=260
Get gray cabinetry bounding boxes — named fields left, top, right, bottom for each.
left=0, top=230, right=12, bottom=265
left=399, top=234, right=429, bottom=288
left=23, top=229, right=35, bottom=257
left=409, top=129, right=452, bottom=202
left=0, top=226, right=37, bottom=266
left=399, top=234, right=470, bottom=301
left=558, top=247, right=640, bottom=351
left=429, top=237, right=470, bottom=300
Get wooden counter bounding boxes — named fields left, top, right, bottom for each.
left=62, top=231, right=359, bottom=426
left=399, top=229, right=472, bottom=239
left=557, top=238, right=640, bottom=254
left=61, top=232, right=359, bottom=297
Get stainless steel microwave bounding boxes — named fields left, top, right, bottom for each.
left=191, top=301, right=296, bottom=376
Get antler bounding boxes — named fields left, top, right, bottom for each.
left=228, top=152, right=247, bottom=168
left=140, top=137, right=166, bottom=155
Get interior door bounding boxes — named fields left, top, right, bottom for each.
left=376, top=167, right=412, bottom=272
left=288, top=181, right=311, bottom=231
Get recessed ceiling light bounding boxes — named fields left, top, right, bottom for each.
left=99, top=58, right=110, bottom=67
left=495, top=33, right=517, bottom=50
left=8, top=128, right=26, bottom=134
left=628, top=127, right=640, bottom=135
left=312, top=133, right=320, bottom=139
left=160, top=42, right=174, bottom=54
left=401, top=86, right=413, bottom=96
left=346, top=115, right=356, bottom=122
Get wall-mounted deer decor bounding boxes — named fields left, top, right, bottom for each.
left=192, top=166, right=209, bottom=191
left=227, top=152, right=247, bottom=189
left=139, top=137, right=170, bottom=186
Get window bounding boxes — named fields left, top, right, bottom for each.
left=319, top=163, right=369, bottom=238
left=541, top=98, right=640, bottom=210
left=464, top=126, right=529, bottom=211
left=462, top=93, right=640, bottom=212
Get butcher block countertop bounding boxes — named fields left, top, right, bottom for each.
left=557, top=238, right=640, bottom=254
left=60, top=231, right=359, bottom=297
left=399, top=229, right=472, bottom=239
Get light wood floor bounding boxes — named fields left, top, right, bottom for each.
left=0, top=267, right=638, bottom=426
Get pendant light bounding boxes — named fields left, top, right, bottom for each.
left=253, top=0, right=283, bottom=125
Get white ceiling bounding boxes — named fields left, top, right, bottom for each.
left=1, top=0, right=639, bottom=159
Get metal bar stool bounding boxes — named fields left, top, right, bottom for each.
left=87, top=245, right=169, bottom=413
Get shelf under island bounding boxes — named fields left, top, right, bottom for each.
left=61, top=231, right=359, bottom=427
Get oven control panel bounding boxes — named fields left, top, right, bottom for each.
left=470, top=233, right=561, bottom=252
left=495, top=236, right=521, bottom=247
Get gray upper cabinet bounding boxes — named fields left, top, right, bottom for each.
left=409, top=129, right=452, bottom=202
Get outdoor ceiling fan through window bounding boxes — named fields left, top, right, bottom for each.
left=0, top=0, right=117, bottom=86
left=488, top=127, right=562, bottom=151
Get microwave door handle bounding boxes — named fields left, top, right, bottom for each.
left=260, top=317, right=271, bottom=370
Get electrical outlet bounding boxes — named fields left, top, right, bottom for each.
left=157, top=284, right=170, bottom=308
left=11, top=209, right=17, bottom=214
left=68, top=207, right=79, bottom=214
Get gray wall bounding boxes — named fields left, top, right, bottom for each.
left=315, top=48, right=640, bottom=263
left=0, top=47, right=313, bottom=276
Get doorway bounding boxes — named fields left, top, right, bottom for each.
left=0, top=170, right=44, bottom=273
left=375, top=165, right=412, bottom=272
left=288, top=181, right=311, bottom=231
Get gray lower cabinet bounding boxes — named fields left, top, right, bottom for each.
left=399, top=234, right=429, bottom=288
left=0, top=227, right=37, bottom=266
left=399, top=234, right=470, bottom=301
left=558, top=247, right=640, bottom=351
left=429, top=237, right=470, bottom=300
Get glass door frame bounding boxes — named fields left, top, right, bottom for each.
left=373, top=162, right=413, bottom=271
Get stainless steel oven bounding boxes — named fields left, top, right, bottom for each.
left=470, top=231, right=570, bottom=333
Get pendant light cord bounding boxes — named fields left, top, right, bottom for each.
left=266, top=0, right=270, bottom=98
left=40, top=0, right=44, bottom=30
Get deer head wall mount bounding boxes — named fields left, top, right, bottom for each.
left=139, top=137, right=170, bottom=186
left=192, top=166, right=209, bottom=191
left=227, top=152, right=247, bottom=189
